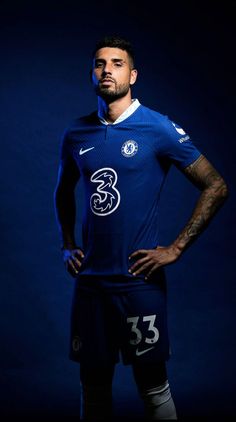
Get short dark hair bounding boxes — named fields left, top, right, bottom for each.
left=92, top=35, right=135, bottom=68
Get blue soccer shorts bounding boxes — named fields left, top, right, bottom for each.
left=69, top=277, right=170, bottom=366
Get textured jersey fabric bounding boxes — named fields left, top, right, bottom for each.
left=60, top=103, right=201, bottom=284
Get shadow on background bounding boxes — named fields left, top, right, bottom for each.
left=0, top=0, right=235, bottom=419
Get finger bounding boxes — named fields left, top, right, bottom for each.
left=74, top=249, right=84, bottom=259
left=129, top=256, right=150, bottom=273
left=67, top=266, right=79, bottom=278
left=145, top=263, right=161, bottom=280
left=132, top=261, right=153, bottom=276
left=129, top=249, right=148, bottom=260
left=71, top=255, right=83, bottom=268
left=67, top=258, right=79, bottom=275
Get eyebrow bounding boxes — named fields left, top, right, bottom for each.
left=94, top=58, right=126, bottom=64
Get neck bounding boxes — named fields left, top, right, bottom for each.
left=98, top=93, right=133, bottom=123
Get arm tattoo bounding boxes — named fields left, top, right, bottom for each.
left=184, top=155, right=223, bottom=189
left=174, top=155, right=228, bottom=251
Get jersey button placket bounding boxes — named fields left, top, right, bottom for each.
left=105, top=124, right=112, bottom=140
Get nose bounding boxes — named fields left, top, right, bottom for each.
left=102, top=63, right=112, bottom=76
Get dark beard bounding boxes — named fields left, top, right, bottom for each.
left=95, top=82, right=130, bottom=102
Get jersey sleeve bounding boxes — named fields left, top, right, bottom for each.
left=59, top=128, right=81, bottom=179
left=60, top=129, right=72, bottom=161
left=157, top=116, right=202, bottom=169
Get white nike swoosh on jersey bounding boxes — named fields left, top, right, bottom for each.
left=135, top=346, right=155, bottom=356
left=79, top=147, right=95, bottom=155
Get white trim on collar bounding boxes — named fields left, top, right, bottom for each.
left=98, top=99, right=141, bottom=125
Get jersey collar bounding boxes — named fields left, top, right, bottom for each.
left=98, top=99, right=141, bottom=125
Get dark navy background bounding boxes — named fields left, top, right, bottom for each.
left=1, top=0, right=235, bottom=419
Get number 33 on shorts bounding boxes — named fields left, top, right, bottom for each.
left=127, top=314, right=159, bottom=356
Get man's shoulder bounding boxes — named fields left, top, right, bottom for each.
left=139, top=104, right=169, bottom=128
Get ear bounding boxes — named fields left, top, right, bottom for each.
left=130, top=69, right=138, bottom=86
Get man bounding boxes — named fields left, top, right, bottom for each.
left=54, top=36, right=228, bottom=420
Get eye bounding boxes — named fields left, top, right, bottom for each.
left=95, top=62, right=104, bottom=68
left=114, top=62, right=123, bottom=67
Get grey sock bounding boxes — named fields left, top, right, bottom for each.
left=140, top=380, right=177, bottom=420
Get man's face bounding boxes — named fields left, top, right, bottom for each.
left=91, top=47, right=137, bottom=101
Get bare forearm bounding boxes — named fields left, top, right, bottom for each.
left=129, top=155, right=228, bottom=278
left=54, top=188, right=77, bottom=249
left=173, top=160, right=228, bottom=254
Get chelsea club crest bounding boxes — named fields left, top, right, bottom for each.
left=121, top=140, right=138, bottom=157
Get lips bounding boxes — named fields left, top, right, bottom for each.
left=101, top=78, right=114, bottom=83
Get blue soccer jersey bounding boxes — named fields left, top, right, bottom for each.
left=60, top=101, right=201, bottom=282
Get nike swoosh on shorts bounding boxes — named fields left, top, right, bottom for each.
left=135, top=346, right=155, bottom=356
